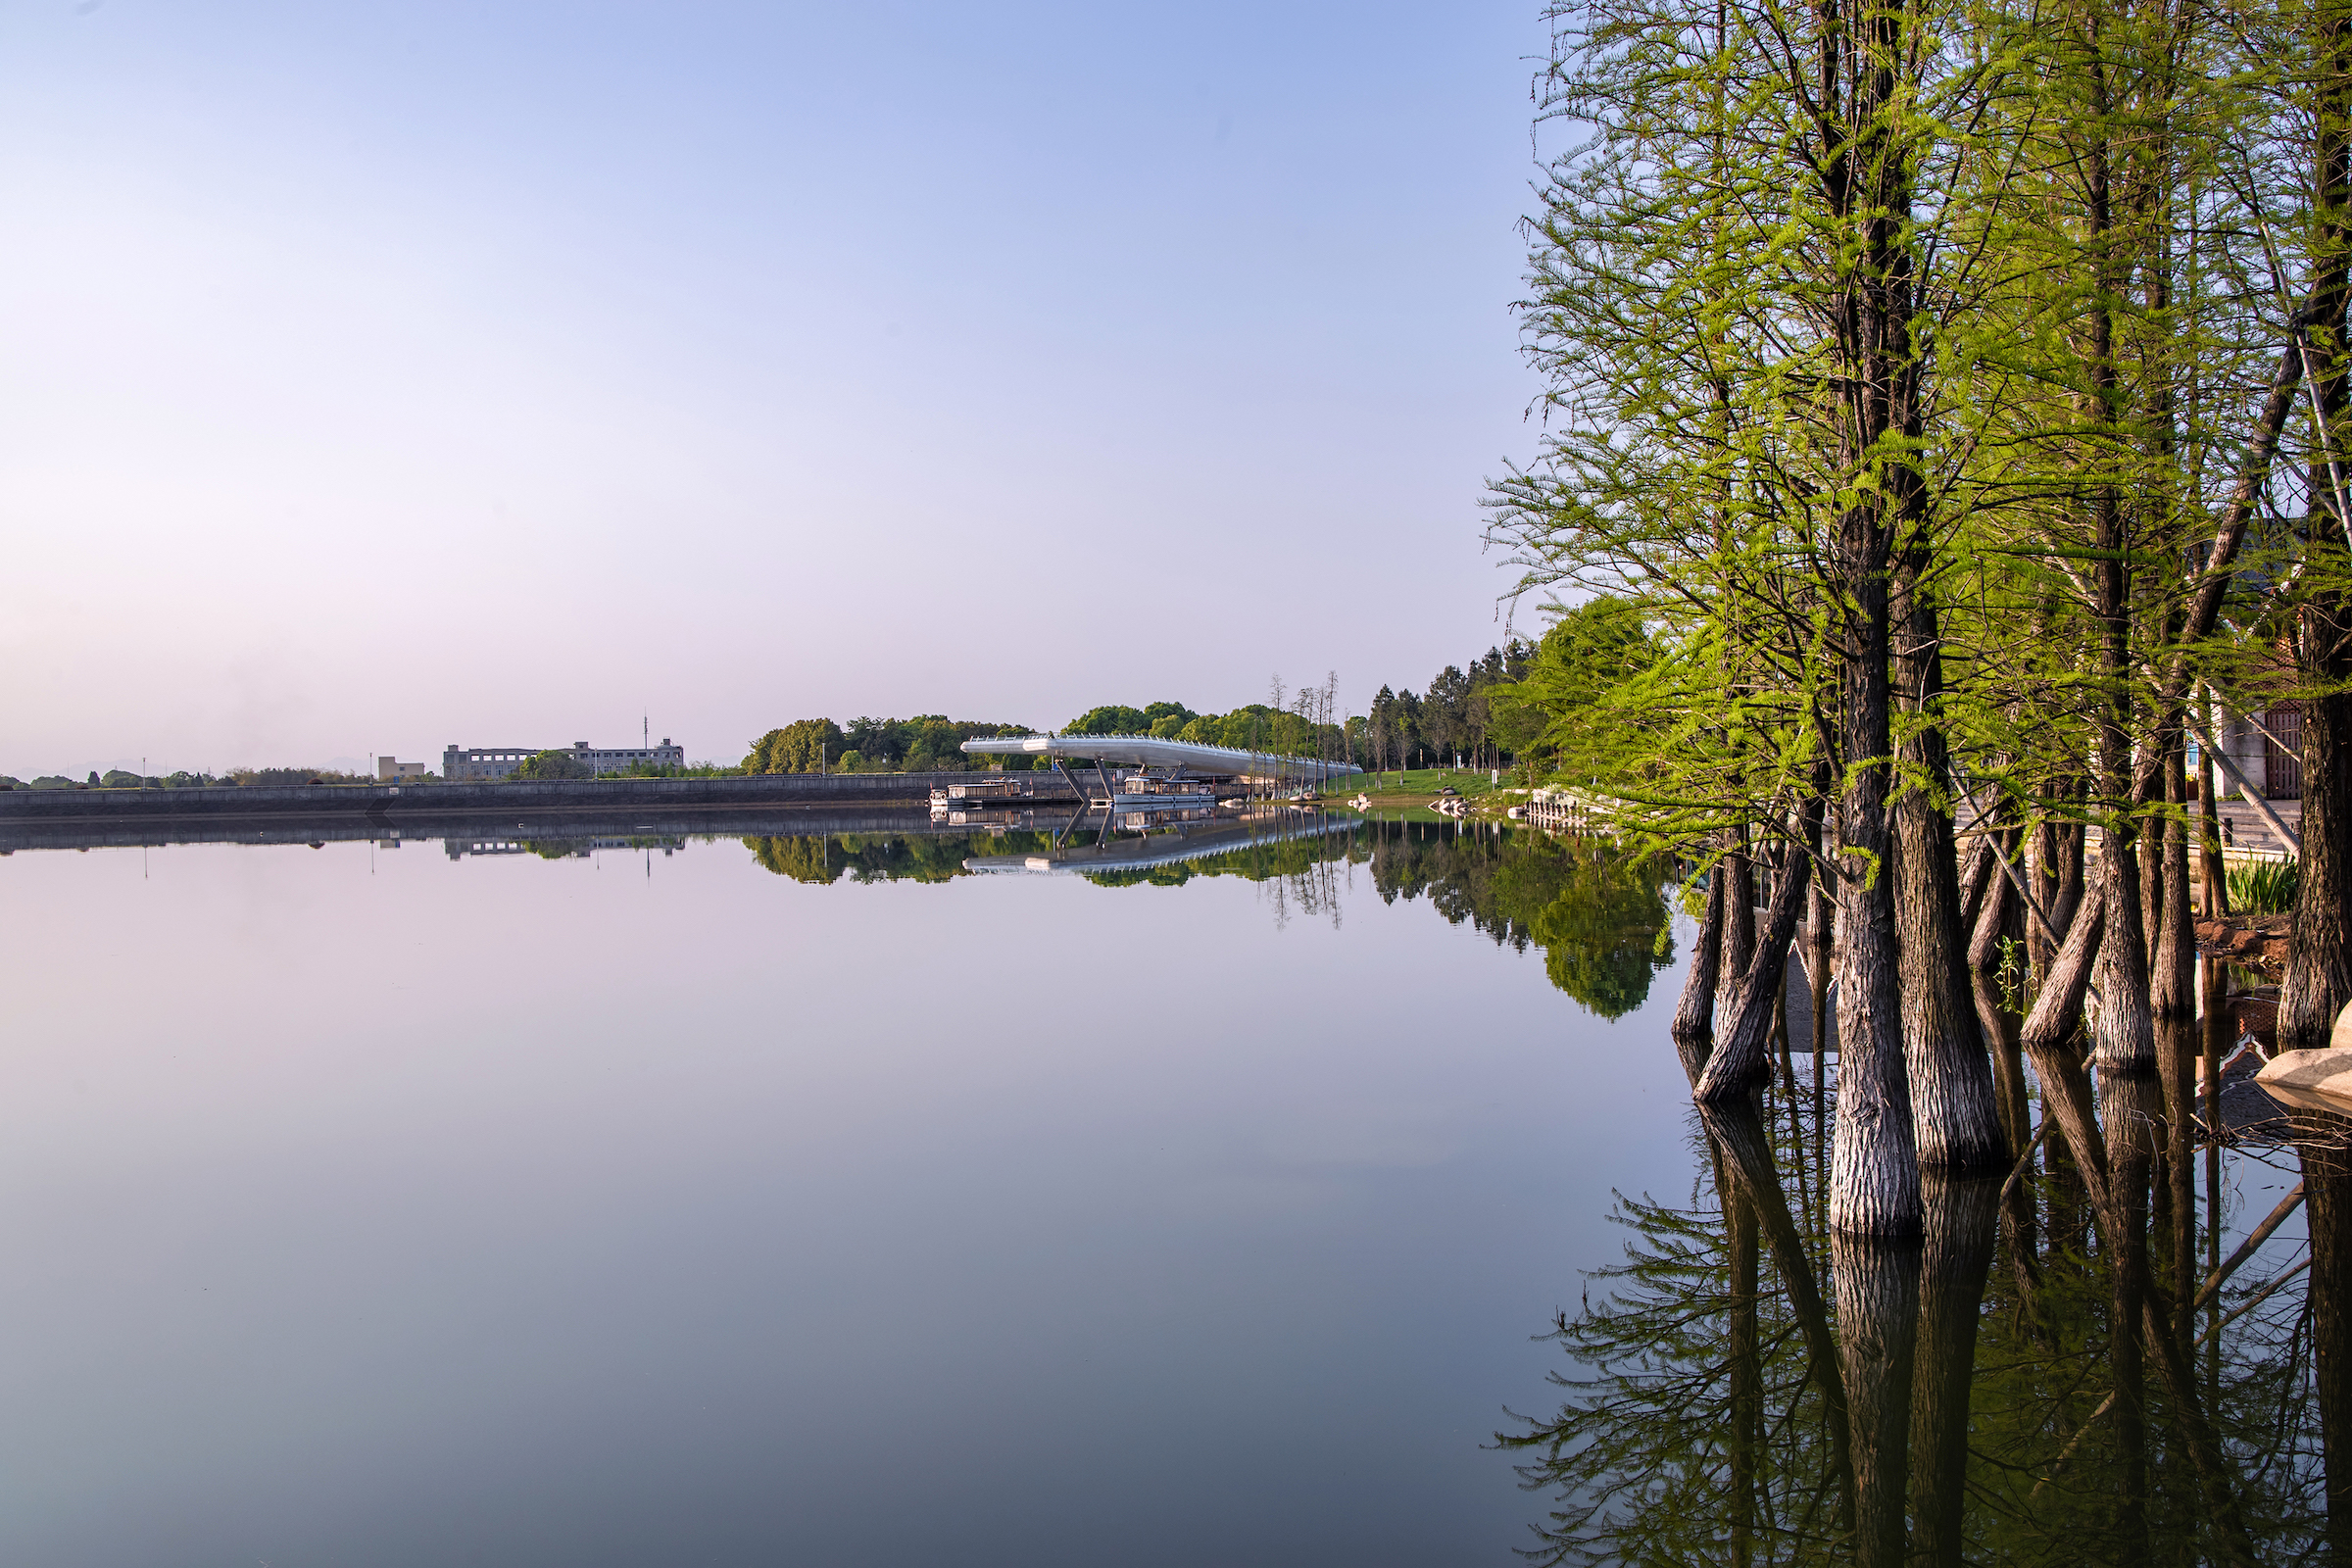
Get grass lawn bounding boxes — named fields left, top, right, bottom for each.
left=1343, top=767, right=1536, bottom=808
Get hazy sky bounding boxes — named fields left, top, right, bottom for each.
left=2, top=1, right=1554, bottom=775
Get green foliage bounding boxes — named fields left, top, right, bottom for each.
left=2229, top=858, right=2301, bottom=915
left=1064, top=701, right=1200, bottom=738
left=227, top=766, right=369, bottom=786
left=743, top=716, right=1038, bottom=773
left=1495, top=596, right=1657, bottom=783
left=512, top=750, right=592, bottom=780
left=745, top=719, right=844, bottom=774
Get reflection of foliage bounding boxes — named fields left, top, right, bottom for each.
left=1082, top=827, right=1356, bottom=889
left=1368, top=823, right=1671, bottom=1017
left=1506, top=1079, right=2332, bottom=1564
left=1529, top=849, right=1674, bottom=1018
left=1502, top=1183, right=1841, bottom=1563
left=735, top=820, right=1672, bottom=995
left=741, top=830, right=1054, bottom=885
left=746, top=835, right=839, bottom=883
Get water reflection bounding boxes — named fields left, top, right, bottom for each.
left=1364, top=820, right=1675, bottom=1018
left=735, top=814, right=1677, bottom=1016
left=1507, top=1033, right=2340, bottom=1562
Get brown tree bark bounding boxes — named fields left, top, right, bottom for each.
left=1672, top=856, right=1728, bottom=1057
left=1893, top=570, right=2007, bottom=1171
left=2154, top=738, right=2196, bottom=1021
left=1814, top=0, right=1926, bottom=1239
left=1967, top=841, right=2035, bottom=1166
left=2300, top=1134, right=2352, bottom=1568
left=2199, top=744, right=2230, bottom=918
left=1722, top=833, right=1756, bottom=993
left=2285, top=670, right=2352, bottom=1052
left=2278, top=0, right=2352, bottom=1055
left=1697, top=810, right=1823, bottom=1100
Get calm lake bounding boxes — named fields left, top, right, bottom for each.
left=0, top=813, right=2325, bottom=1563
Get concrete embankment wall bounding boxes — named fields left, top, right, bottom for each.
left=0, top=770, right=1082, bottom=833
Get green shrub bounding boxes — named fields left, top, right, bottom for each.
left=2229, top=857, right=2300, bottom=915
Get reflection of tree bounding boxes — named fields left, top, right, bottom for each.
left=741, top=830, right=1054, bottom=885
left=1530, top=847, right=1677, bottom=1018
left=1367, top=822, right=1672, bottom=1017
left=1507, top=1063, right=2336, bottom=1562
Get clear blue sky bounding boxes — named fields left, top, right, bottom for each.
left=1, top=0, right=1555, bottom=774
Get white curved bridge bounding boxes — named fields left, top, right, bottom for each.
left=960, top=733, right=1360, bottom=784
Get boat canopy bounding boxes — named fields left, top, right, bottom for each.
left=960, top=733, right=1359, bottom=782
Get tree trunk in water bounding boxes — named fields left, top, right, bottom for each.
left=2093, top=835, right=2158, bottom=1073
left=1833, top=1228, right=1922, bottom=1568
left=1895, top=789, right=2005, bottom=1170
left=1907, top=1174, right=1998, bottom=1568
left=1967, top=852, right=2034, bottom=1182
left=2154, top=734, right=2196, bottom=1021
left=1892, top=571, right=2005, bottom=1171
left=1722, top=836, right=1756, bottom=995
left=1820, top=0, right=1924, bottom=1239
left=1832, top=671, right=1921, bottom=1234
left=2200, top=745, right=2229, bottom=917
left=2284, top=0, right=2352, bottom=1057
left=1697, top=813, right=1822, bottom=1100
left=2022, top=872, right=2107, bottom=1070
left=1673, top=858, right=1728, bottom=1058
left=2284, top=675, right=2352, bottom=1052
left=2025, top=822, right=2058, bottom=982
left=2301, top=1136, right=2352, bottom=1568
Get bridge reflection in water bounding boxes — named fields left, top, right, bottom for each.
left=962, top=807, right=1359, bottom=876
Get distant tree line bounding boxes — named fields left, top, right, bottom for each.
left=734, top=659, right=1558, bottom=782
left=4, top=766, right=372, bottom=790
left=1364, top=643, right=1536, bottom=774
left=741, top=716, right=1043, bottom=774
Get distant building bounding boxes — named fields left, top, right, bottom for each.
left=442, top=739, right=685, bottom=780
left=376, top=757, right=430, bottom=781
left=2213, top=703, right=2304, bottom=800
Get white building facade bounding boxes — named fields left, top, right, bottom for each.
left=442, top=740, right=684, bottom=780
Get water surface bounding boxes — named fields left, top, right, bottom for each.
left=0, top=818, right=1693, bottom=1565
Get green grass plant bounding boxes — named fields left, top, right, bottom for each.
left=2228, top=858, right=2300, bottom=916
